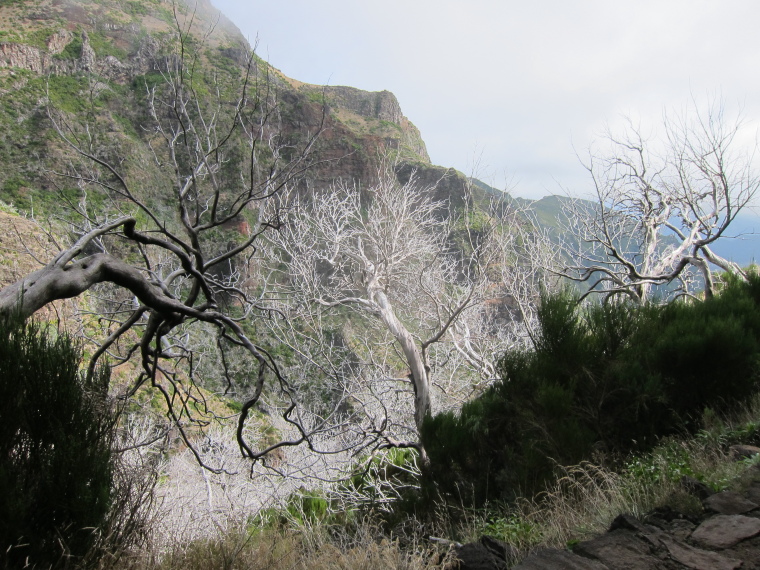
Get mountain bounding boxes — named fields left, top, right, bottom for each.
left=0, top=0, right=455, bottom=218
left=0, top=0, right=755, bottom=272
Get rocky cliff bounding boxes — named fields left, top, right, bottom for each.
left=0, top=0, right=436, bottom=214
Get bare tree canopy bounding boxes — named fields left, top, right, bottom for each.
left=259, top=164, right=547, bottom=461
left=558, top=101, right=759, bottom=303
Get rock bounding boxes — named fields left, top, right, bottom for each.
left=514, top=547, right=608, bottom=569
left=46, top=29, right=72, bottom=54
left=79, top=31, right=96, bottom=70
left=668, top=519, right=698, bottom=542
left=322, top=86, right=405, bottom=124
left=645, top=505, right=698, bottom=525
left=0, top=43, right=51, bottom=74
left=659, top=535, right=742, bottom=570
left=691, top=514, right=760, bottom=549
left=643, top=506, right=697, bottom=540
left=572, top=530, right=664, bottom=569
left=744, top=481, right=760, bottom=505
left=479, top=536, right=515, bottom=561
left=703, top=491, right=758, bottom=515
left=451, top=536, right=510, bottom=570
left=609, top=513, right=651, bottom=533
left=729, top=444, right=760, bottom=461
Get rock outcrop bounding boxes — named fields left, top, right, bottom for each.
left=508, top=468, right=760, bottom=570
left=0, top=0, right=434, bottom=205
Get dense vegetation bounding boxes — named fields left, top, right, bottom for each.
left=0, top=316, right=113, bottom=568
left=422, top=276, right=760, bottom=505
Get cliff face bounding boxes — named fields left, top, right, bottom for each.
left=0, top=0, right=434, bottom=213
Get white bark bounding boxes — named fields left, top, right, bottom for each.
left=559, top=101, right=759, bottom=302
left=262, top=165, right=538, bottom=456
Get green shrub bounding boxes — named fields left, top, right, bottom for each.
left=56, top=34, right=83, bottom=60
left=422, top=277, right=760, bottom=505
left=0, top=316, right=114, bottom=568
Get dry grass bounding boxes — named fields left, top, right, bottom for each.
left=485, top=421, right=758, bottom=565
left=434, top=398, right=760, bottom=568
left=112, top=518, right=451, bottom=570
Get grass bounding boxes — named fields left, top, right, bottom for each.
left=454, top=398, right=760, bottom=566
left=95, top=395, right=760, bottom=569
left=112, top=518, right=450, bottom=570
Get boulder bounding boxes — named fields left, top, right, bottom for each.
left=450, top=536, right=512, bottom=570
left=703, top=491, right=758, bottom=515
left=514, top=548, right=608, bottom=569
left=691, top=515, right=760, bottom=549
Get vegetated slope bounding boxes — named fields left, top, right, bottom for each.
left=0, top=0, right=439, bottom=218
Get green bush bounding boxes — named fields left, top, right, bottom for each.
left=0, top=316, right=113, bottom=568
left=422, top=277, right=760, bottom=505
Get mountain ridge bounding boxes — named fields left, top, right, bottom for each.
left=0, top=0, right=437, bottom=216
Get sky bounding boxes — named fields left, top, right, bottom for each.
left=210, top=0, right=760, bottom=207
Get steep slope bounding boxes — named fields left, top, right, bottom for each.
left=0, top=0, right=433, bottom=215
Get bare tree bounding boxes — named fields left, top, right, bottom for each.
left=0, top=16, right=326, bottom=470
left=261, top=164, right=536, bottom=460
left=559, top=101, right=759, bottom=303
left=0, top=12, right=548, bottom=480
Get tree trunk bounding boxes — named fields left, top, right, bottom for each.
left=371, top=289, right=431, bottom=432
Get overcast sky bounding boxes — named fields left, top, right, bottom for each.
left=211, top=0, right=760, bottom=203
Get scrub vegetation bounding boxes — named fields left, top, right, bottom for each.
left=2, top=0, right=760, bottom=568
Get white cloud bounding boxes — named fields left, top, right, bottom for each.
left=212, top=0, right=760, bottom=202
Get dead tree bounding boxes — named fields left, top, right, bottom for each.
left=0, top=19, right=326, bottom=470
left=559, top=102, right=759, bottom=303
left=261, top=165, right=536, bottom=460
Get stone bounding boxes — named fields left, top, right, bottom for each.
left=704, top=491, right=758, bottom=515
left=744, top=481, right=760, bottom=505
left=680, top=476, right=714, bottom=499
left=572, top=530, right=665, bottom=570
left=610, top=513, right=650, bottom=533
left=514, top=548, right=608, bottom=569
left=669, top=519, right=698, bottom=542
left=642, top=507, right=697, bottom=541
left=659, top=535, right=742, bottom=570
left=691, top=514, right=760, bottom=549
left=451, top=536, right=509, bottom=570
left=79, top=31, right=96, bottom=71
left=729, top=444, right=760, bottom=461
left=46, top=29, right=72, bottom=54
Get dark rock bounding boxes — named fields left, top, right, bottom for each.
left=480, top=536, right=516, bottom=561
left=659, top=535, right=742, bottom=569
left=514, top=548, right=608, bottom=569
left=451, top=536, right=509, bottom=570
left=729, top=444, right=760, bottom=461
left=643, top=506, right=698, bottom=540
left=610, top=513, right=650, bottom=533
left=645, top=505, right=700, bottom=525
left=721, top=534, right=760, bottom=568
left=572, top=530, right=666, bottom=569
left=667, top=519, right=698, bottom=542
left=703, top=491, right=758, bottom=515
left=744, top=481, right=760, bottom=505
left=691, top=514, right=760, bottom=549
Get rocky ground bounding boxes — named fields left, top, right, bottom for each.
left=452, top=446, right=760, bottom=569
